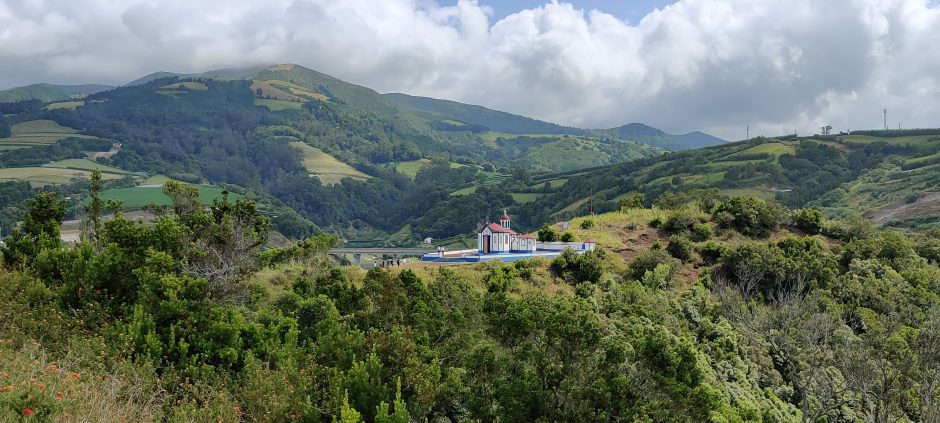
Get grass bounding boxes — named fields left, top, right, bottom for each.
left=42, top=159, right=130, bottom=174
left=44, top=101, right=85, bottom=110
left=160, top=81, right=208, bottom=90
left=511, top=192, right=543, bottom=203
left=451, top=186, right=477, bottom=196
left=730, top=142, right=795, bottom=157
left=140, top=174, right=174, bottom=186
left=291, top=142, right=370, bottom=185
left=95, top=185, right=238, bottom=208
left=254, top=98, right=303, bottom=111
left=0, top=167, right=124, bottom=186
left=10, top=120, right=77, bottom=136
left=265, top=80, right=330, bottom=101
left=3, top=120, right=92, bottom=147
left=395, top=159, right=432, bottom=178
left=840, top=135, right=938, bottom=145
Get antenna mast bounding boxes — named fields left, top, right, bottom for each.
left=746, top=124, right=750, bottom=140
left=884, top=107, right=887, bottom=130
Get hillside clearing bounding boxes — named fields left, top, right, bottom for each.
left=42, top=158, right=132, bottom=174
left=290, top=142, right=371, bottom=185
left=254, top=98, right=302, bottom=111
left=0, top=167, right=124, bottom=186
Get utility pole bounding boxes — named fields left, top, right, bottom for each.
left=884, top=108, right=888, bottom=130
left=746, top=124, right=749, bottom=140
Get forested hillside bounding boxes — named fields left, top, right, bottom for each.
left=522, top=132, right=940, bottom=229
left=0, top=64, right=669, bottom=243
left=2, top=176, right=939, bottom=421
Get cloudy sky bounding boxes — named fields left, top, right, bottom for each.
left=1, top=0, right=939, bottom=140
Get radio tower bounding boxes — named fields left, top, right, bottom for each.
left=884, top=108, right=887, bottom=130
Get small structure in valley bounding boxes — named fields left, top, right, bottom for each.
left=422, top=210, right=595, bottom=263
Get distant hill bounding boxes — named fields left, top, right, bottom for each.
left=384, top=93, right=587, bottom=136
left=0, top=83, right=114, bottom=103
left=522, top=132, right=940, bottom=228
left=125, top=64, right=274, bottom=86
left=595, top=123, right=726, bottom=150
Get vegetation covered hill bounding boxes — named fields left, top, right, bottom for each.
left=2, top=176, right=940, bottom=421
left=0, top=64, right=669, bottom=243
left=594, top=122, right=727, bottom=150
left=384, top=92, right=588, bottom=135
left=520, top=132, right=940, bottom=229
left=0, top=83, right=114, bottom=103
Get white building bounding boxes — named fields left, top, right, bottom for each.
left=477, top=211, right=536, bottom=254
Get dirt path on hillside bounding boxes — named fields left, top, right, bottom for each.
left=866, top=192, right=940, bottom=224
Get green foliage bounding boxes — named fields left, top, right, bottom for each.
left=720, top=236, right=839, bottom=296
left=537, top=224, right=558, bottom=242
left=579, top=219, right=595, bottom=229
left=0, top=114, right=10, bottom=138
left=628, top=248, right=681, bottom=284
left=1, top=192, right=66, bottom=267
left=560, top=231, right=575, bottom=242
left=713, top=196, right=785, bottom=238
left=667, top=234, right=694, bottom=262
left=549, top=249, right=605, bottom=284
left=790, top=208, right=823, bottom=235
left=618, top=193, right=645, bottom=210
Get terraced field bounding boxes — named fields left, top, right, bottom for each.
left=42, top=158, right=132, bottom=174
left=291, top=142, right=371, bottom=185
left=1, top=119, right=97, bottom=152
left=0, top=167, right=124, bottom=186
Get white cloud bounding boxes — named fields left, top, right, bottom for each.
left=1, top=0, right=939, bottom=139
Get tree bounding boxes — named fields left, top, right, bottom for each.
left=915, top=307, right=940, bottom=423
left=713, top=197, right=785, bottom=238
left=83, top=170, right=104, bottom=247
left=537, top=224, right=558, bottom=242
left=718, top=284, right=856, bottom=423
left=618, top=193, right=645, bottom=210
left=1, top=192, right=66, bottom=266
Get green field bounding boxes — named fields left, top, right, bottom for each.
left=44, top=101, right=85, bottom=110
left=291, top=142, right=370, bottom=185
left=254, top=98, right=303, bottom=111
left=42, top=158, right=131, bottom=174
left=729, top=142, right=795, bottom=157
left=451, top=186, right=477, bottom=196
left=2, top=120, right=91, bottom=146
left=0, top=167, right=124, bottom=186
left=395, top=159, right=432, bottom=178
left=511, top=192, right=543, bottom=203
left=96, top=185, right=238, bottom=208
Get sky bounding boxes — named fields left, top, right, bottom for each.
left=1, top=0, right=940, bottom=140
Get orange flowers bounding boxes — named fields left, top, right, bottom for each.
left=0, top=385, right=12, bottom=392
left=44, top=364, right=58, bottom=372
left=68, top=371, right=81, bottom=380
left=23, top=408, right=33, bottom=416
left=56, top=391, right=63, bottom=399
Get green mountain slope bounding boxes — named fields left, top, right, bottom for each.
left=595, top=122, right=726, bottom=150
left=0, top=83, right=114, bottom=103
left=520, top=132, right=940, bottom=228
left=384, top=92, right=587, bottom=135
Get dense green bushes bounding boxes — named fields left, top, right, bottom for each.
left=714, top=197, right=785, bottom=237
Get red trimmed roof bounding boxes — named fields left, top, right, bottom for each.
left=482, top=222, right=517, bottom=235
left=500, top=214, right=510, bottom=221
left=519, top=234, right=535, bottom=239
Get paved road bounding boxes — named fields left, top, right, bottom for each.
left=330, top=248, right=435, bottom=255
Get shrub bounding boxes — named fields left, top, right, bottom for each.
left=550, top=249, right=605, bottom=284
left=618, top=193, right=645, bottom=210
left=790, top=208, right=823, bottom=235
left=667, top=235, right=694, bottom=262
left=663, top=209, right=700, bottom=235
left=627, top=249, right=681, bottom=281
left=649, top=216, right=664, bottom=228
left=626, top=223, right=638, bottom=231
left=712, top=197, right=785, bottom=238
left=690, top=223, right=712, bottom=242
left=905, top=193, right=919, bottom=204
left=537, top=224, right=559, bottom=242
left=580, top=219, right=595, bottom=229
left=560, top=232, right=576, bottom=242
left=699, top=241, right=724, bottom=265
